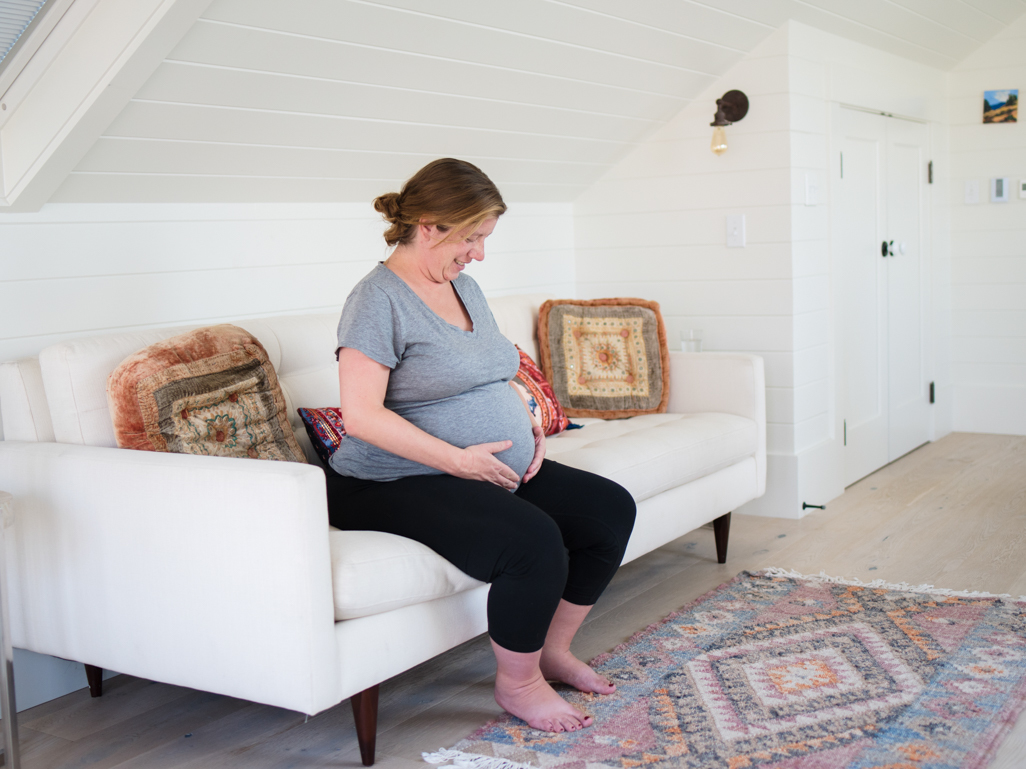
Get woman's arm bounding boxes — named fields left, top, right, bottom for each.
left=338, top=347, right=521, bottom=489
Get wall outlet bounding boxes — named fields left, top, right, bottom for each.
left=964, top=180, right=980, bottom=204
left=726, top=214, right=746, bottom=248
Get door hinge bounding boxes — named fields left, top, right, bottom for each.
left=843, top=419, right=847, bottom=446
left=928, top=160, right=934, bottom=184
left=929, top=381, right=935, bottom=404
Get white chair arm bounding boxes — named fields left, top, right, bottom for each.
left=0, top=442, right=340, bottom=715
left=666, top=352, right=766, bottom=496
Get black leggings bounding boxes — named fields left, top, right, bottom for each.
left=325, top=459, right=636, bottom=653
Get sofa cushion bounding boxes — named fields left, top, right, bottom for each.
left=107, top=325, right=306, bottom=462
left=545, top=412, right=757, bottom=503
left=326, top=412, right=757, bottom=621
left=328, top=529, right=484, bottom=620
left=537, top=298, right=670, bottom=419
left=0, top=359, right=55, bottom=442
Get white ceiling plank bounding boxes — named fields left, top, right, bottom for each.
left=677, top=0, right=793, bottom=28
left=553, top=0, right=776, bottom=50
left=786, top=5, right=960, bottom=68
left=199, top=1, right=712, bottom=94
left=167, top=21, right=690, bottom=119
left=0, top=0, right=213, bottom=211
left=134, top=61, right=658, bottom=142
left=362, top=0, right=749, bottom=70
left=888, top=0, right=1005, bottom=41
left=74, top=138, right=608, bottom=186
left=803, top=0, right=985, bottom=50
left=960, top=0, right=1026, bottom=24
left=102, top=102, right=635, bottom=164
left=51, top=173, right=586, bottom=203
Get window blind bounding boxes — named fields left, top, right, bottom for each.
left=0, top=0, right=48, bottom=65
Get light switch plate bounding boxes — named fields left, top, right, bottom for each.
left=964, top=180, right=980, bottom=204
left=991, top=177, right=1010, bottom=203
left=804, top=173, right=820, bottom=206
left=726, top=214, right=745, bottom=248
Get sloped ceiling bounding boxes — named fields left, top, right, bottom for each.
left=49, top=0, right=1026, bottom=204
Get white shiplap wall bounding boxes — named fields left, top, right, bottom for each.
left=949, top=13, right=1026, bottom=434
left=574, top=27, right=802, bottom=514
left=788, top=23, right=951, bottom=513
left=574, top=21, right=951, bottom=518
left=0, top=200, right=574, bottom=377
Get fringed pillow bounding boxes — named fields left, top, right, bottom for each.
left=107, top=324, right=307, bottom=462
left=537, top=298, right=670, bottom=419
left=511, top=346, right=570, bottom=437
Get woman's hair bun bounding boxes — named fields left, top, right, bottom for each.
left=373, top=192, right=402, bottom=222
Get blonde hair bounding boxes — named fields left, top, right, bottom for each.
left=373, top=158, right=507, bottom=247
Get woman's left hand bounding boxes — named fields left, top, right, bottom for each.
left=522, top=425, right=546, bottom=483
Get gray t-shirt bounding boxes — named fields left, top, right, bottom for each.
left=329, top=264, right=535, bottom=482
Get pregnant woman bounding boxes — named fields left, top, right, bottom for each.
left=325, top=158, right=636, bottom=733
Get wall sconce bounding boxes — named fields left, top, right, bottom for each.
left=710, top=90, right=749, bottom=155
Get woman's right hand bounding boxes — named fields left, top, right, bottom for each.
left=457, top=441, right=520, bottom=490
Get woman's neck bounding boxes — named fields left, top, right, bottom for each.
left=385, top=246, right=448, bottom=293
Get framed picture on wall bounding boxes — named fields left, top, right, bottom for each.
left=983, top=89, right=1018, bottom=123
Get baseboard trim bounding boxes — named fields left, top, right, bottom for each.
left=954, top=385, right=1026, bottom=436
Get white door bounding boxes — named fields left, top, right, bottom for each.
left=885, top=118, right=931, bottom=461
left=837, top=108, right=930, bottom=486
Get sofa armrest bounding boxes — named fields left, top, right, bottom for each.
left=666, top=352, right=766, bottom=496
left=0, top=442, right=340, bottom=715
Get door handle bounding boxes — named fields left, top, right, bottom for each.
left=881, top=240, right=894, bottom=257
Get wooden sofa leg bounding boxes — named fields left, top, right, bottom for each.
left=713, top=512, right=732, bottom=564
left=85, top=664, right=103, bottom=697
left=351, top=684, right=380, bottom=766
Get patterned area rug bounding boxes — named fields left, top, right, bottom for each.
left=424, top=570, right=1026, bottom=769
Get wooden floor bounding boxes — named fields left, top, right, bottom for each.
left=10, top=432, right=1026, bottom=768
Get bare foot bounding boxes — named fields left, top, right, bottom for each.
left=540, top=650, right=616, bottom=695
left=495, top=671, right=594, bottom=733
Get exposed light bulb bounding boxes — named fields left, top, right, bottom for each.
left=711, top=125, right=728, bottom=155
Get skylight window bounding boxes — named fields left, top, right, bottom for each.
left=0, top=0, right=48, bottom=66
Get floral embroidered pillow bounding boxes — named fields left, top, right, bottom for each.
left=107, top=324, right=306, bottom=462
left=537, top=298, right=670, bottom=419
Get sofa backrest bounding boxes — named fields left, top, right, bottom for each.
left=0, top=359, right=56, bottom=442
left=3, top=292, right=552, bottom=450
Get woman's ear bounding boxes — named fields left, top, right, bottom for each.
left=417, top=220, right=438, bottom=242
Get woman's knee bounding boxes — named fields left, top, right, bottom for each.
left=498, top=514, right=569, bottom=585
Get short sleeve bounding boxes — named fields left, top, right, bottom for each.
left=335, top=281, right=403, bottom=368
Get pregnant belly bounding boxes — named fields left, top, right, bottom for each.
left=396, top=383, right=536, bottom=480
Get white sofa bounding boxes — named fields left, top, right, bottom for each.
left=0, top=294, right=765, bottom=765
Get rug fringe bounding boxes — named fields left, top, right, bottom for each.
left=423, top=748, right=534, bottom=769
left=758, top=567, right=1026, bottom=602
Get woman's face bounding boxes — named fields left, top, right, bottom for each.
left=419, top=216, right=498, bottom=283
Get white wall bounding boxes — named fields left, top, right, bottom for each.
left=789, top=23, right=951, bottom=514
left=574, top=28, right=799, bottom=515
left=574, top=22, right=952, bottom=518
left=0, top=200, right=574, bottom=366
left=949, top=15, right=1026, bottom=435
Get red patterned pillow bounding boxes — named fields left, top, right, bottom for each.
left=511, top=347, right=570, bottom=437
left=297, top=407, right=346, bottom=465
